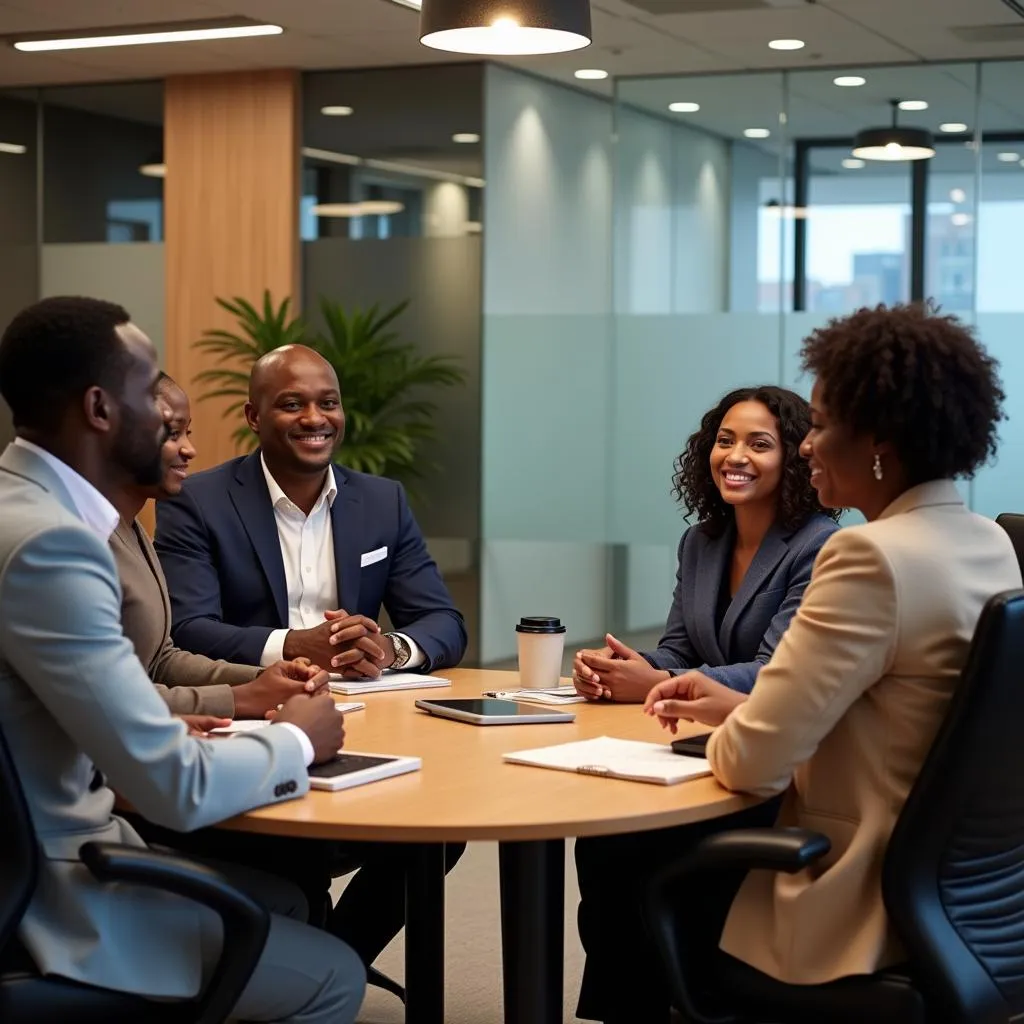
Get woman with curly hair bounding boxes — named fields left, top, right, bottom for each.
left=642, top=304, right=1020, bottom=1011
left=573, top=386, right=838, bottom=1024
left=573, top=385, right=839, bottom=704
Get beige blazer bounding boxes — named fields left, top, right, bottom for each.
left=110, top=519, right=258, bottom=717
left=708, top=480, right=1021, bottom=985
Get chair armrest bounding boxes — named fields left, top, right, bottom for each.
left=81, top=842, right=269, bottom=1024
left=660, top=827, right=831, bottom=880
left=644, top=828, right=831, bottom=1024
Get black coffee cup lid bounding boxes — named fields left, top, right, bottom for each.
left=516, top=616, right=566, bottom=634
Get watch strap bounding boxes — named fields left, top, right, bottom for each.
left=385, top=632, right=412, bottom=670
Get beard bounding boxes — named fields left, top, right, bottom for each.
left=113, top=404, right=167, bottom=487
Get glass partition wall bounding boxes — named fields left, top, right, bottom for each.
left=602, top=59, right=1024, bottom=648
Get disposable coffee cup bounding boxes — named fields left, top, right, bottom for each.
left=516, top=616, right=567, bottom=690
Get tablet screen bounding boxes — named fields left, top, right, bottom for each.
left=422, top=699, right=559, bottom=717
left=309, top=753, right=398, bottom=778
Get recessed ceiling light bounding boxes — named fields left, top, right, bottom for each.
left=950, top=187, right=966, bottom=203
left=939, top=122, right=968, bottom=133
left=574, top=68, right=608, bottom=80
left=997, top=151, right=1021, bottom=162
left=898, top=100, right=928, bottom=111
left=744, top=128, right=771, bottom=138
left=842, top=158, right=865, bottom=169
left=0, top=141, right=27, bottom=154
left=951, top=212, right=971, bottom=227
left=668, top=101, right=700, bottom=113
left=452, top=132, right=480, bottom=143
left=833, top=76, right=866, bottom=87
left=313, top=200, right=405, bottom=217
left=12, top=21, right=283, bottom=51
left=768, top=38, right=805, bottom=50
left=139, top=162, right=166, bottom=178
left=321, top=105, right=353, bottom=116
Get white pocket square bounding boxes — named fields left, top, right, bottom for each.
left=360, top=546, right=388, bottom=568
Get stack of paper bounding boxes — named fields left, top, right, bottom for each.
left=212, top=702, right=365, bottom=733
left=328, top=671, right=451, bottom=696
left=504, top=735, right=712, bottom=785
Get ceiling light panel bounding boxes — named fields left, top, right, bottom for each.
left=12, top=21, right=283, bottom=52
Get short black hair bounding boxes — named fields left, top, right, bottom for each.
left=0, top=296, right=133, bottom=431
left=801, top=304, right=1005, bottom=484
left=673, top=385, right=839, bottom=538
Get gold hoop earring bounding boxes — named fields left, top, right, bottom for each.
left=873, top=454, right=883, bottom=481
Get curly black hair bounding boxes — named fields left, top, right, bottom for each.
left=801, top=304, right=1005, bottom=485
left=672, top=385, right=839, bottom=538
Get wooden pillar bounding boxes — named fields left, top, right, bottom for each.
left=164, top=68, right=300, bottom=473
left=137, top=70, right=299, bottom=536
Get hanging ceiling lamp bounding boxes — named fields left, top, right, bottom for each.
left=852, top=100, right=935, bottom=162
left=420, top=0, right=591, bottom=55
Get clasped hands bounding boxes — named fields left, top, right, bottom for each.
left=283, top=609, right=396, bottom=679
left=573, top=633, right=745, bottom=729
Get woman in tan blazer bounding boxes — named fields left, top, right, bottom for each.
left=645, top=304, right=1021, bottom=994
left=110, top=374, right=328, bottom=719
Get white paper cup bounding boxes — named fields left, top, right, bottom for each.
left=516, top=616, right=567, bottom=689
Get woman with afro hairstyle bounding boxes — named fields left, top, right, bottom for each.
left=644, top=304, right=1020, bottom=1003
left=573, top=384, right=839, bottom=705
left=574, top=385, right=838, bottom=1023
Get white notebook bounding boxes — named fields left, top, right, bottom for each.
left=504, top=735, right=713, bottom=786
left=483, top=686, right=586, bottom=706
left=212, top=702, right=365, bottom=733
left=329, top=672, right=450, bottom=696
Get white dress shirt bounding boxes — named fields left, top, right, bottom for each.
left=15, top=438, right=119, bottom=543
left=258, top=455, right=423, bottom=671
left=12, top=439, right=313, bottom=765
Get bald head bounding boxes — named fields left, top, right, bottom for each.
left=249, top=344, right=338, bottom=405
left=244, top=344, right=344, bottom=478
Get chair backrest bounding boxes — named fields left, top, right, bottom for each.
left=996, top=513, right=1024, bottom=577
left=883, top=589, right=1024, bottom=1024
left=0, top=723, right=38, bottom=958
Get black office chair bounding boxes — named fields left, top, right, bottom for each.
left=0, top=722, right=271, bottom=1023
left=645, top=589, right=1024, bottom=1024
left=996, top=513, right=1024, bottom=576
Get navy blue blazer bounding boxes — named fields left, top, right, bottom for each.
left=153, top=452, right=467, bottom=672
left=643, top=513, right=838, bottom=694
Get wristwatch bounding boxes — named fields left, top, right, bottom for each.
left=384, top=632, right=412, bottom=670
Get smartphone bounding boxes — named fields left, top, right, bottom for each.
left=670, top=733, right=712, bottom=758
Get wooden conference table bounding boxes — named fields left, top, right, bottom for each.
left=216, top=669, right=761, bottom=1024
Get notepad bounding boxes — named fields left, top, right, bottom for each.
left=328, top=672, right=450, bottom=696
left=211, top=702, right=366, bottom=733
left=483, top=686, right=586, bottom=706
left=504, top=736, right=713, bottom=786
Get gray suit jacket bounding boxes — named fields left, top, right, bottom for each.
left=0, top=444, right=309, bottom=998
left=644, top=513, right=838, bottom=693
left=111, top=519, right=258, bottom=717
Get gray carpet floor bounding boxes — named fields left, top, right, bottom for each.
left=344, top=840, right=587, bottom=1024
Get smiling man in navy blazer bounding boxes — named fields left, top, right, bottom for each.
left=153, top=343, right=466, bottom=980
left=154, top=344, right=466, bottom=678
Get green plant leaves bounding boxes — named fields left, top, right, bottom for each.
left=191, top=289, right=467, bottom=494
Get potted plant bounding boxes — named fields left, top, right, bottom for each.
left=192, top=290, right=466, bottom=491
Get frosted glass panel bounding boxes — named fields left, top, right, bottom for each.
left=970, top=315, right=1024, bottom=519
left=610, top=313, right=783, bottom=545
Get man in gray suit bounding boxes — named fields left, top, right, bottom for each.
left=0, top=296, right=365, bottom=1022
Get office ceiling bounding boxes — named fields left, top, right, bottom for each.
left=0, top=0, right=1022, bottom=90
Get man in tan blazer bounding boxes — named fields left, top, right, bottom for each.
left=111, top=518, right=258, bottom=716
left=651, top=481, right=1021, bottom=984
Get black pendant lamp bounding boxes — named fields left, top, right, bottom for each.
left=420, top=0, right=592, bottom=55
left=852, top=100, right=935, bottom=162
